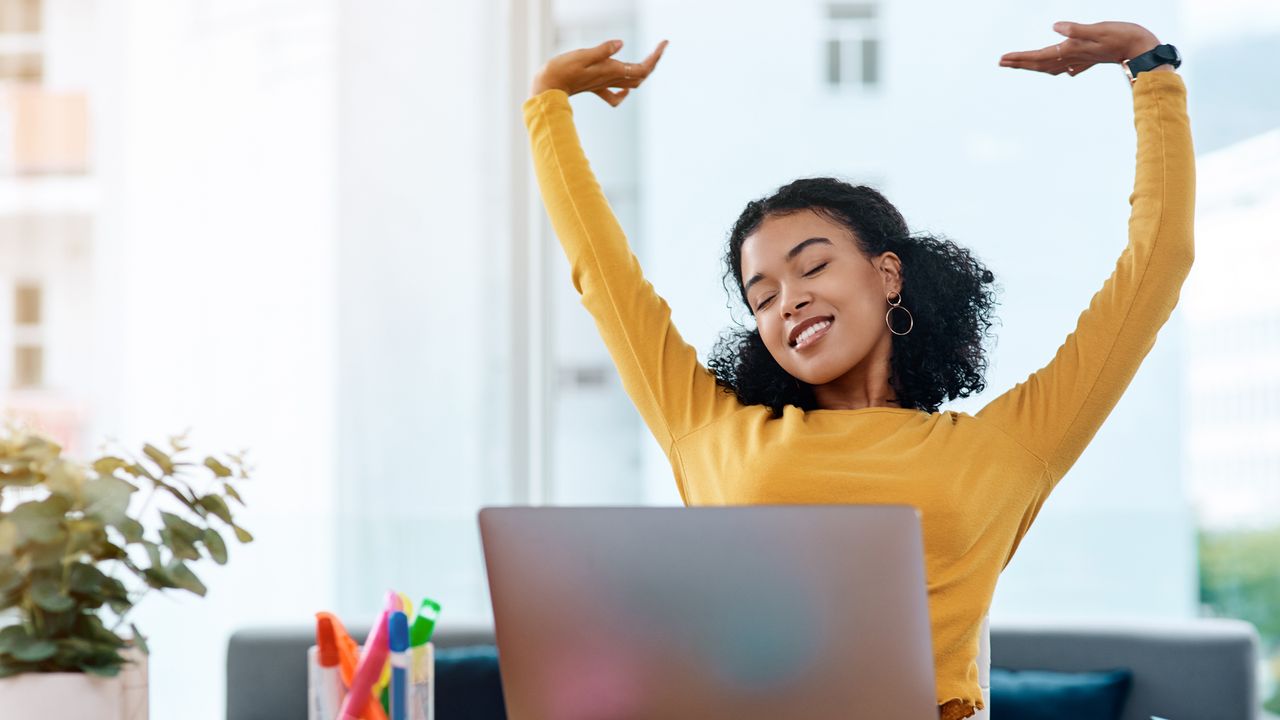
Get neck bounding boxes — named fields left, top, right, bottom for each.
left=812, top=335, right=900, bottom=410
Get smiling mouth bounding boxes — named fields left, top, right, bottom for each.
left=791, top=318, right=834, bottom=350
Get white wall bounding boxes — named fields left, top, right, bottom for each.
left=91, top=3, right=339, bottom=718
left=333, top=0, right=513, bottom=625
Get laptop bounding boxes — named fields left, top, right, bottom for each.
left=478, top=505, right=938, bottom=720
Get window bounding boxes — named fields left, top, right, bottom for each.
left=0, top=0, right=43, bottom=83
left=825, top=2, right=880, bottom=89
left=14, top=282, right=39, bottom=324
left=12, top=345, right=40, bottom=387
left=11, top=282, right=42, bottom=389
left=0, top=0, right=41, bottom=34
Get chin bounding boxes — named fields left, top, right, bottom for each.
left=786, top=359, right=855, bottom=386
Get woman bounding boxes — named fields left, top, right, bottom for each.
left=523, top=20, right=1192, bottom=720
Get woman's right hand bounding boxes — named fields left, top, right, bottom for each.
left=530, top=39, right=668, bottom=107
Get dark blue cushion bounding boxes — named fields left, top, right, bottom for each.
left=990, top=667, right=1133, bottom=720
left=436, top=645, right=506, bottom=720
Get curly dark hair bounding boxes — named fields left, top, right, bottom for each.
left=706, top=177, right=1000, bottom=418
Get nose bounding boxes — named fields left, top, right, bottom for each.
left=782, top=294, right=811, bottom=318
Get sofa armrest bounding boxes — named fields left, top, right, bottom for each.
left=991, top=618, right=1260, bottom=720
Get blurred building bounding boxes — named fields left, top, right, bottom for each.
left=0, top=0, right=96, bottom=454
left=1185, top=128, right=1280, bottom=529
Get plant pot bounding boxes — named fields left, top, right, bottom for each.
left=0, top=646, right=148, bottom=720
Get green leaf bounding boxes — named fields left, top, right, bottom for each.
left=0, top=519, right=16, bottom=555
left=24, top=539, right=68, bottom=568
left=81, top=658, right=124, bottom=677
left=168, top=432, right=191, bottom=454
left=8, top=496, right=70, bottom=544
left=129, top=623, right=149, bottom=655
left=232, top=524, right=254, bottom=544
left=202, top=527, right=228, bottom=564
left=0, top=562, right=22, bottom=596
left=0, top=625, right=29, bottom=653
left=143, top=541, right=162, bottom=569
left=142, top=567, right=176, bottom=590
left=30, top=577, right=75, bottom=613
left=159, top=528, right=200, bottom=561
left=83, top=475, right=138, bottom=525
left=75, top=614, right=127, bottom=647
left=100, top=575, right=130, bottom=602
left=142, top=444, right=175, bottom=475
left=44, top=460, right=86, bottom=500
left=222, top=483, right=245, bottom=506
left=166, top=562, right=207, bottom=596
left=40, top=608, right=80, bottom=635
left=204, top=457, right=233, bottom=478
left=67, top=562, right=110, bottom=596
left=65, top=520, right=110, bottom=559
left=92, top=456, right=130, bottom=476
left=10, top=638, right=57, bottom=662
left=156, top=480, right=198, bottom=512
left=113, top=517, right=145, bottom=543
left=160, top=511, right=203, bottom=543
left=198, top=494, right=233, bottom=525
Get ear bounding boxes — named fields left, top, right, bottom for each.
left=877, top=252, right=903, bottom=295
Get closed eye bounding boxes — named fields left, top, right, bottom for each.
left=753, top=263, right=828, bottom=311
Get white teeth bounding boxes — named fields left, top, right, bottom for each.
left=794, top=320, right=832, bottom=347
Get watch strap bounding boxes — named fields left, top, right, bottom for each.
left=1123, top=43, right=1181, bottom=84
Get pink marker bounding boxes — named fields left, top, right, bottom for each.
left=337, top=608, right=391, bottom=720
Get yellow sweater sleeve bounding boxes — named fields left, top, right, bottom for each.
left=523, top=90, right=742, bottom=468
left=976, top=71, right=1195, bottom=487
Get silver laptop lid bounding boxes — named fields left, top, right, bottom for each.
left=479, top=506, right=937, bottom=720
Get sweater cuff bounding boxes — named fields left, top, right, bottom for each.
left=1131, top=68, right=1184, bottom=93
left=522, top=88, right=571, bottom=127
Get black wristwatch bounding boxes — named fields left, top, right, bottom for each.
left=1122, top=43, right=1181, bottom=84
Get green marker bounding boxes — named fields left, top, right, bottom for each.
left=410, top=598, right=441, bottom=648
left=410, top=598, right=441, bottom=719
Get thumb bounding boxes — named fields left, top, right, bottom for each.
left=1053, top=21, right=1082, bottom=38
left=593, top=39, right=623, bottom=60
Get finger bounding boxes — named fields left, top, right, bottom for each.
left=1053, top=21, right=1096, bottom=42
left=599, top=59, right=650, bottom=85
left=592, top=87, right=630, bottom=107
left=640, top=39, right=669, bottom=73
left=588, top=39, right=624, bottom=62
left=999, top=57, right=1056, bottom=73
left=1000, top=40, right=1071, bottom=66
left=999, top=58, right=1066, bottom=76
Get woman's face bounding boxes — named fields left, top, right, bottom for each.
left=740, top=209, right=902, bottom=386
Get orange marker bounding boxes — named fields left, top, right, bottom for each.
left=318, top=612, right=388, bottom=720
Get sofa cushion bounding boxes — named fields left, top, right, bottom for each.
left=990, top=667, right=1132, bottom=720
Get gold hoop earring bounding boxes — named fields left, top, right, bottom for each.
left=885, top=291, right=913, bottom=336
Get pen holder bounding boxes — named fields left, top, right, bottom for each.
left=410, top=642, right=434, bottom=720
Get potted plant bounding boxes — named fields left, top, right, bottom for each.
left=0, top=429, right=252, bottom=720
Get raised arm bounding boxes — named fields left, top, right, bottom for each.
left=524, top=40, right=741, bottom=465
left=978, top=22, right=1195, bottom=486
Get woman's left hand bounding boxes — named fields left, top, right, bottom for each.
left=999, top=21, right=1164, bottom=77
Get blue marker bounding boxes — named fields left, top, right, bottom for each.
left=389, top=611, right=410, bottom=720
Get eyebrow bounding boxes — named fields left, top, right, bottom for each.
left=743, top=237, right=834, bottom=295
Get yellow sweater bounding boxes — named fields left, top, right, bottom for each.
left=522, top=71, right=1194, bottom=716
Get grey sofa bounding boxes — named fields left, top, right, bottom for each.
left=227, top=618, right=1260, bottom=720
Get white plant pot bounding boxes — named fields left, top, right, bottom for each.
left=0, top=645, right=147, bottom=720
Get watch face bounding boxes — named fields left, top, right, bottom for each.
left=1158, top=44, right=1181, bottom=64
